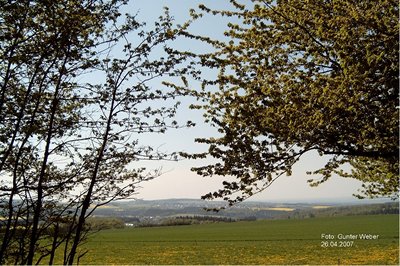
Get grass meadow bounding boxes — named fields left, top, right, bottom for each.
left=65, top=214, right=398, bottom=265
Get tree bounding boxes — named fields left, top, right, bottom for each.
left=0, top=0, right=190, bottom=264
left=181, top=0, right=399, bottom=205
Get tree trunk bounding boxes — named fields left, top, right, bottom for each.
left=67, top=85, right=117, bottom=265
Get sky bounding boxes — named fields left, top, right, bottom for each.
left=118, top=0, right=373, bottom=203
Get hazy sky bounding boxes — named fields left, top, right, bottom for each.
left=121, top=0, right=369, bottom=202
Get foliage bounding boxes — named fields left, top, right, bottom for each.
left=0, top=0, right=190, bottom=264
left=180, top=0, right=399, bottom=204
left=86, top=217, right=125, bottom=230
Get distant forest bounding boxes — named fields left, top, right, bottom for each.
left=90, top=201, right=399, bottom=228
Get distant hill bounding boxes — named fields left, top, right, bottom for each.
left=91, top=198, right=398, bottom=224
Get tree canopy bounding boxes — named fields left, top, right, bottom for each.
left=0, top=0, right=190, bottom=264
left=182, top=0, right=399, bottom=205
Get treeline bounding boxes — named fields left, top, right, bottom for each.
left=173, top=215, right=236, bottom=223
left=86, top=217, right=125, bottom=231
left=289, top=202, right=399, bottom=219
left=136, top=215, right=236, bottom=228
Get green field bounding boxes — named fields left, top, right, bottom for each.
left=70, top=214, right=398, bottom=265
